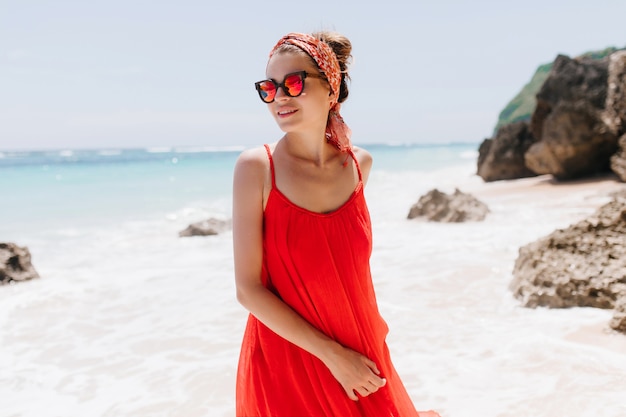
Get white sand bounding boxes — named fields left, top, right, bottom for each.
left=1, top=166, right=626, bottom=417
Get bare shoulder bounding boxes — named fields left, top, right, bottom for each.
left=234, top=145, right=271, bottom=181
left=235, top=145, right=269, bottom=170
left=352, top=145, right=372, bottom=164
left=233, top=145, right=272, bottom=199
left=351, top=145, right=373, bottom=179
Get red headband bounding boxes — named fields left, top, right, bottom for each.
left=270, top=33, right=352, bottom=152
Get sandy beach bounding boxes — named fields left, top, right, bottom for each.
left=3, top=1, right=625, bottom=415
left=2, top=165, right=626, bottom=417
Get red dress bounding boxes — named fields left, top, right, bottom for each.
left=236, top=144, right=438, bottom=417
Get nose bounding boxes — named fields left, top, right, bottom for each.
left=274, top=85, right=290, bottom=102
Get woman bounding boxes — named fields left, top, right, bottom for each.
left=232, top=31, right=439, bottom=417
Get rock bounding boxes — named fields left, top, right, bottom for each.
left=609, top=48, right=626, bottom=180
left=525, top=101, right=619, bottom=178
left=611, top=133, right=626, bottom=182
left=603, top=50, right=626, bottom=136
left=178, top=218, right=232, bottom=237
left=407, top=188, right=489, bottom=222
left=477, top=120, right=539, bottom=182
left=610, top=297, right=626, bottom=334
left=493, top=47, right=621, bottom=135
left=510, top=194, right=626, bottom=311
left=525, top=54, right=619, bottom=180
left=0, top=242, right=40, bottom=285
left=530, top=54, right=610, bottom=140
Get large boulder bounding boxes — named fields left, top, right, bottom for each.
left=530, top=54, right=610, bottom=139
left=611, top=133, right=626, bottom=182
left=493, top=47, right=621, bottom=135
left=179, top=218, right=232, bottom=237
left=510, top=189, right=626, bottom=332
left=477, top=120, right=539, bottom=182
left=603, top=50, right=626, bottom=137
left=407, top=188, right=489, bottom=222
left=525, top=54, right=619, bottom=179
left=0, top=243, right=40, bottom=285
left=524, top=102, right=619, bottom=178
left=606, top=51, right=626, bottom=183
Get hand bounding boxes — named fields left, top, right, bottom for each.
left=323, top=345, right=387, bottom=401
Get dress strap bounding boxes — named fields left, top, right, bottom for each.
left=263, top=144, right=277, bottom=188
left=346, top=148, right=363, bottom=182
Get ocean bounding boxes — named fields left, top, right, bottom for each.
left=0, top=143, right=477, bottom=239
left=2, top=142, right=626, bottom=417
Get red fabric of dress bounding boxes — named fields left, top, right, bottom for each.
left=236, top=144, right=438, bottom=417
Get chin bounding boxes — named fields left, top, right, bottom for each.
left=276, top=120, right=299, bottom=134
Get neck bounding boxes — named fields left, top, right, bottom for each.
left=281, top=132, right=340, bottom=167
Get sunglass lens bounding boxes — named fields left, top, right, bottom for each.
left=257, top=81, right=277, bottom=103
left=283, top=73, right=304, bottom=97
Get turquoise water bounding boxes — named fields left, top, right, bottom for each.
left=0, top=143, right=478, bottom=238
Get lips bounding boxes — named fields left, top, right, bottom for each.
left=277, top=108, right=298, bottom=116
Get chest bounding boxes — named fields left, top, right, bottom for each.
left=273, top=160, right=359, bottom=214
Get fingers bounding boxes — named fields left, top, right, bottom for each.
left=343, top=376, right=386, bottom=401
left=355, top=386, right=369, bottom=398
left=327, top=347, right=387, bottom=401
left=351, top=376, right=387, bottom=400
left=344, top=387, right=359, bottom=401
left=363, top=361, right=386, bottom=389
left=363, top=357, right=380, bottom=375
left=362, top=356, right=387, bottom=385
left=352, top=358, right=386, bottom=399
left=363, top=376, right=386, bottom=394
left=366, top=377, right=386, bottom=391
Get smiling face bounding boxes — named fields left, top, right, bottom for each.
left=264, top=51, right=333, bottom=137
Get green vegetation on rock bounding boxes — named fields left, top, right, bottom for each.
left=493, top=63, right=551, bottom=133
left=493, top=46, right=624, bottom=135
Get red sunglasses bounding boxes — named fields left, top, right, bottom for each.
left=254, top=71, right=322, bottom=103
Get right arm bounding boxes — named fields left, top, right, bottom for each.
left=232, top=147, right=385, bottom=401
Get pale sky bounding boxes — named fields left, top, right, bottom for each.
left=1, top=0, right=624, bottom=151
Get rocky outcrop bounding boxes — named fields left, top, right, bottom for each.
left=611, top=134, right=626, bottom=181
left=0, top=243, right=40, bottom=285
left=478, top=48, right=626, bottom=183
left=606, top=52, right=626, bottom=182
left=603, top=50, right=626, bottom=136
left=510, top=190, right=626, bottom=333
left=494, top=47, right=622, bottom=135
left=477, top=121, right=539, bottom=182
left=179, top=218, right=232, bottom=237
left=530, top=54, right=610, bottom=139
left=407, top=188, right=489, bottom=222
left=611, top=297, right=626, bottom=333
left=525, top=54, right=619, bottom=179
